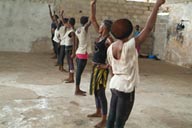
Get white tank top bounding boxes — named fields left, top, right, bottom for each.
left=75, top=27, right=89, bottom=54
left=107, top=38, right=140, bottom=93
left=53, top=29, right=60, bottom=43
left=62, top=29, right=74, bottom=46
left=59, top=26, right=67, bottom=45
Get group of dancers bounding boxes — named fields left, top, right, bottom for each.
left=48, top=0, right=165, bottom=128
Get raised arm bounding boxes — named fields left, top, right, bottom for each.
left=85, top=20, right=92, bottom=32
left=59, top=10, right=65, bottom=25
left=48, top=4, right=54, bottom=21
left=90, top=0, right=99, bottom=33
left=135, top=0, right=165, bottom=45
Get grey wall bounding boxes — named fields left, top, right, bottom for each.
left=0, top=0, right=52, bottom=53
left=0, top=0, right=155, bottom=53
left=153, top=2, right=192, bottom=68
left=165, top=2, right=192, bottom=68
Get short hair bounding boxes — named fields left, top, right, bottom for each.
left=69, top=17, right=76, bottom=26
left=103, top=20, right=113, bottom=31
left=54, top=15, right=59, bottom=19
left=111, top=19, right=133, bottom=40
left=63, top=18, right=69, bottom=24
left=80, top=16, right=89, bottom=26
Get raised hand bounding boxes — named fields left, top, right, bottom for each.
left=90, top=0, right=97, bottom=5
left=48, top=4, right=51, bottom=8
left=61, top=10, right=64, bottom=15
left=156, top=0, right=165, bottom=7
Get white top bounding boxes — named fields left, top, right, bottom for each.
left=53, top=29, right=60, bottom=43
left=107, top=38, right=139, bottom=93
left=75, top=27, right=89, bottom=54
left=61, top=28, right=74, bottom=46
left=59, top=26, right=67, bottom=45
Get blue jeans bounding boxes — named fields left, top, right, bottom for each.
left=106, top=89, right=135, bottom=128
left=76, top=58, right=87, bottom=86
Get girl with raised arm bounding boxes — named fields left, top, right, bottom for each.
left=106, top=0, right=166, bottom=127
left=74, top=16, right=91, bottom=96
left=48, top=4, right=59, bottom=59
left=88, top=0, right=113, bottom=128
left=58, top=10, right=69, bottom=72
left=63, top=18, right=76, bottom=83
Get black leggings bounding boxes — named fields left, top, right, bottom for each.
left=76, top=58, right=87, bottom=86
left=65, top=46, right=74, bottom=72
left=55, top=43, right=60, bottom=63
left=58, top=45, right=65, bottom=65
left=106, top=89, right=135, bottom=128
left=51, top=34, right=57, bottom=55
left=95, top=86, right=107, bottom=115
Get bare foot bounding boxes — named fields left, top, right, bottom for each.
left=51, top=55, right=57, bottom=59
left=75, top=90, right=86, bottom=96
left=65, top=80, right=74, bottom=83
left=64, top=77, right=69, bottom=81
left=87, top=113, right=102, bottom=118
left=60, top=68, right=67, bottom=72
left=94, top=120, right=106, bottom=128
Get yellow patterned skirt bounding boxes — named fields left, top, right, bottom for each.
left=90, top=64, right=109, bottom=95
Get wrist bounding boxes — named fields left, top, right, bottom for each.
left=155, top=3, right=162, bottom=8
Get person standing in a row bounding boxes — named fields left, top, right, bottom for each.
left=75, top=16, right=91, bottom=96
left=88, top=0, right=113, bottom=128
left=63, top=18, right=76, bottom=83
left=106, top=0, right=166, bottom=127
left=48, top=4, right=58, bottom=59
left=58, top=10, right=69, bottom=72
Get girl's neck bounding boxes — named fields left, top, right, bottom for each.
left=100, top=32, right=109, bottom=39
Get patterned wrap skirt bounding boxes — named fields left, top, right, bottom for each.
left=90, top=64, right=109, bottom=95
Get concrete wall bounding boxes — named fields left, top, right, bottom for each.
left=153, top=13, right=169, bottom=59
left=165, top=2, right=192, bottom=68
left=0, top=0, right=154, bottom=53
left=54, top=0, right=155, bottom=54
left=153, top=2, right=192, bottom=68
left=0, top=0, right=52, bottom=53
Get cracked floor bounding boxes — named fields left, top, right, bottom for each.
left=0, top=52, right=192, bottom=128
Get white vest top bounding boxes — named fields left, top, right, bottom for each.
left=75, top=27, right=89, bottom=54
left=61, top=28, right=74, bottom=46
left=59, top=26, right=67, bottom=45
left=53, top=29, right=60, bottom=43
left=107, top=38, right=140, bottom=93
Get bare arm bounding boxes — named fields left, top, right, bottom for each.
left=109, top=65, right=114, bottom=77
left=135, top=0, right=165, bottom=45
left=90, top=0, right=99, bottom=33
left=48, top=4, right=54, bottom=21
left=105, top=36, right=114, bottom=47
left=71, top=32, right=77, bottom=59
left=84, top=20, right=91, bottom=32
left=74, top=35, right=79, bottom=52
left=59, top=10, right=65, bottom=25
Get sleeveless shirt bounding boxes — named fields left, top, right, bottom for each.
left=93, top=37, right=108, bottom=64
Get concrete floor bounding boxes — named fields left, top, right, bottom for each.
left=0, top=52, right=192, bottom=128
